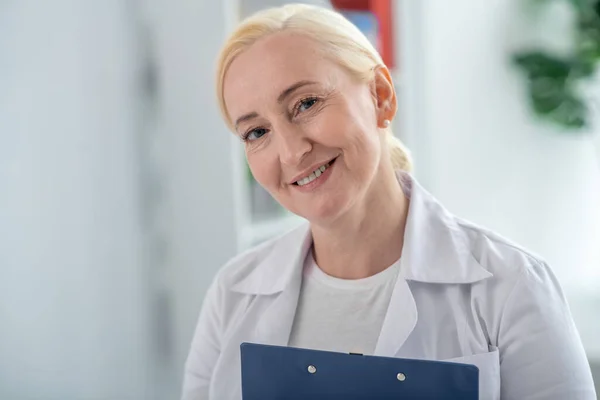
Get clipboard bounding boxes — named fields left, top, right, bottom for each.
left=240, top=342, right=479, bottom=399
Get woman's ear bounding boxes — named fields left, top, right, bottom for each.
left=371, top=66, right=397, bottom=127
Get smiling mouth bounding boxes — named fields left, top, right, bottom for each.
left=293, top=157, right=337, bottom=186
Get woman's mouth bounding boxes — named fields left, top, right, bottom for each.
left=293, top=157, right=337, bottom=186
left=290, top=156, right=338, bottom=192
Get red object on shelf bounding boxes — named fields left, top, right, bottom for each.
left=330, top=0, right=394, bottom=68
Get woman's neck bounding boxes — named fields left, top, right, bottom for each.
left=310, top=166, right=409, bottom=280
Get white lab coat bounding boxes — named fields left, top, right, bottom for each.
left=182, top=174, right=596, bottom=400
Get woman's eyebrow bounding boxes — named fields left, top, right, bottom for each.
left=234, top=112, right=259, bottom=130
left=277, top=80, right=318, bottom=104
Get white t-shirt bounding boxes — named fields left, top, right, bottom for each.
left=288, top=249, right=401, bottom=355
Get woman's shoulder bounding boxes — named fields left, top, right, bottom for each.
left=214, top=235, right=280, bottom=287
left=406, top=176, right=554, bottom=288
left=212, top=222, right=311, bottom=295
left=455, top=217, right=555, bottom=288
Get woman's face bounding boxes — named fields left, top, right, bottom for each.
left=223, top=32, right=395, bottom=224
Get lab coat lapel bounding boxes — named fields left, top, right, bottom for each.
left=253, top=265, right=303, bottom=346
left=251, top=224, right=312, bottom=347
left=373, top=277, right=418, bottom=356
left=214, top=260, right=305, bottom=400
left=373, top=172, right=490, bottom=358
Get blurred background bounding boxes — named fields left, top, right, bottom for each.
left=1, top=0, right=599, bottom=398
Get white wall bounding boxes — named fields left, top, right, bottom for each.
left=151, top=1, right=242, bottom=394
left=400, top=0, right=600, bottom=357
left=0, top=1, right=151, bottom=399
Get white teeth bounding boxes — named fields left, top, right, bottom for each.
left=296, top=161, right=331, bottom=186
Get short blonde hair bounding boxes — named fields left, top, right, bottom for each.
left=216, top=3, right=412, bottom=172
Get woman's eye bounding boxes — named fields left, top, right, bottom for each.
left=245, top=128, right=268, bottom=141
left=297, top=98, right=318, bottom=113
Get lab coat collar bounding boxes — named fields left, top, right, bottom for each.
left=229, top=223, right=312, bottom=295
left=397, top=172, right=493, bottom=284
left=230, top=172, right=492, bottom=295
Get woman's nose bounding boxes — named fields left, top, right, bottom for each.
left=278, top=128, right=312, bottom=166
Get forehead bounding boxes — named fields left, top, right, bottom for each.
left=223, top=32, right=342, bottom=118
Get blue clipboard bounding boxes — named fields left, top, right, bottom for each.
left=240, top=342, right=479, bottom=400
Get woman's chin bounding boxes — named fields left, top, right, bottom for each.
left=296, top=198, right=352, bottom=225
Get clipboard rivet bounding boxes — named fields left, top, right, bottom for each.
left=307, top=365, right=317, bottom=374
left=397, top=373, right=406, bottom=382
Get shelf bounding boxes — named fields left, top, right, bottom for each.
left=241, top=213, right=307, bottom=249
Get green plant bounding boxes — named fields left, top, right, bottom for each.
left=513, top=0, right=600, bottom=129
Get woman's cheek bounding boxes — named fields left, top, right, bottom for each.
left=247, top=151, right=278, bottom=190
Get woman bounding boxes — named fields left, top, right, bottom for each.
left=182, top=4, right=596, bottom=399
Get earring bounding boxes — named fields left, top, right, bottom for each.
left=383, top=119, right=391, bottom=128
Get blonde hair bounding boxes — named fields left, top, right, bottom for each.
left=216, top=3, right=412, bottom=172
